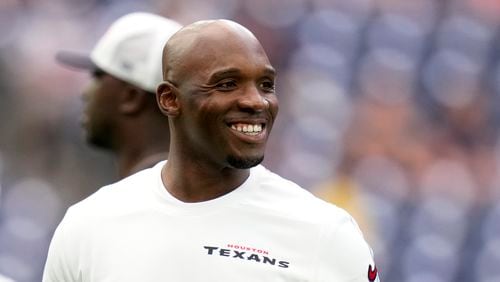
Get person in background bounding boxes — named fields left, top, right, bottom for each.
left=56, top=12, right=182, bottom=179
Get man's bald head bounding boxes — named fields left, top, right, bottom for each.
left=161, top=19, right=269, bottom=85
left=156, top=19, right=278, bottom=171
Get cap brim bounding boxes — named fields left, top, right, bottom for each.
left=55, top=51, right=96, bottom=70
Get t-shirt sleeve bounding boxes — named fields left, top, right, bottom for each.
left=42, top=209, right=80, bottom=282
left=0, top=273, right=16, bottom=282
left=315, top=210, right=380, bottom=282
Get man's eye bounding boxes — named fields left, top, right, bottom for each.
left=260, top=81, right=275, bottom=92
left=92, top=69, right=106, bottom=78
left=216, top=80, right=237, bottom=90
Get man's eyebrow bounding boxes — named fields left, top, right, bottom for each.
left=263, top=67, right=276, bottom=77
left=207, top=66, right=277, bottom=83
left=208, top=68, right=242, bottom=83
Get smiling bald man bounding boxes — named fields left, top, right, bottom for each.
left=43, top=20, right=379, bottom=282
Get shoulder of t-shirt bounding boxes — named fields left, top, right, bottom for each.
left=64, top=161, right=164, bottom=220
left=313, top=207, right=375, bottom=281
left=251, top=165, right=352, bottom=224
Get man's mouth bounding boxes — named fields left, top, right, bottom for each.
left=229, top=123, right=264, bottom=136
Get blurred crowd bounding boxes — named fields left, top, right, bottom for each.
left=1, top=0, right=500, bottom=281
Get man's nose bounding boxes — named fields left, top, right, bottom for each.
left=237, top=84, right=268, bottom=112
left=81, top=81, right=96, bottom=102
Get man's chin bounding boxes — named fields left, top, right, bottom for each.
left=227, top=155, right=264, bottom=169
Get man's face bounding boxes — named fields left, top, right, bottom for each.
left=81, top=69, right=122, bottom=148
left=173, top=32, right=279, bottom=169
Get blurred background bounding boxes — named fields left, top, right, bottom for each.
left=1, top=0, right=500, bottom=281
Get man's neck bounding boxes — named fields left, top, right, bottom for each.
left=113, top=119, right=170, bottom=179
left=117, top=150, right=168, bottom=179
left=160, top=155, right=250, bottom=203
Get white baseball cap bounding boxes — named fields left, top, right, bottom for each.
left=56, top=12, right=182, bottom=93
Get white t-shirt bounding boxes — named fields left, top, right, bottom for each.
left=43, top=162, right=379, bottom=282
left=0, top=274, right=15, bottom=282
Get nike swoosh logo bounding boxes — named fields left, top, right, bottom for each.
left=368, top=264, right=377, bottom=281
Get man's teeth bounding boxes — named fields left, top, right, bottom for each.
left=231, top=124, right=263, bottom=135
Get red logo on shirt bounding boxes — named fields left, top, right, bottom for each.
left=368, top=264, right=377, bottom=281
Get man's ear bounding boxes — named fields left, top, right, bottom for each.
left=119, top=85, right=147, bottom=115
left=156, top=81, right=180, bottom=117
